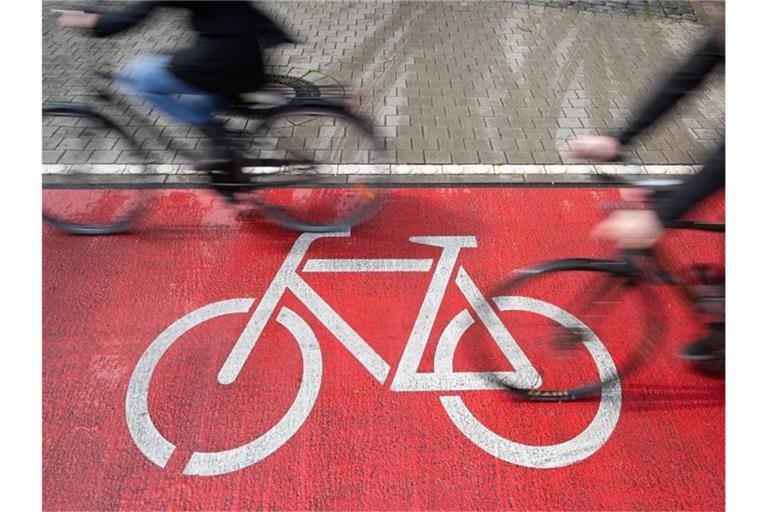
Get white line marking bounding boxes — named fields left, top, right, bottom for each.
left=43, top=164, right=700, bottom=176
left=289, top=275, right=390, bottom=384
left=303, top=259, right=432, bottom=273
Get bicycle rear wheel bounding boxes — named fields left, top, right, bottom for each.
left=228, top=105, right=385, bottom=232
left=43, top=104, right=147, bottom=235
left=478, top=259, right=663, bottom=401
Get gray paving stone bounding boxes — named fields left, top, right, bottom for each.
left=458, top=117, right=487, bottom=129
left=477, top=150, right=508, bottom=164
left=557, top=118, right=585, bottom=129
left=370, top=150, right=397, bottom=163
left=465, top=139, right=493, bottom=152
left=59, top=150, right=94, bottom=164
left=662, top=148, right=698, bottom=164
left=504, top=150, right=535, bottom=163
left=483, top=117, right=513, bottom=129
left=43, top=150, right=64, bottom=164
left=438, top=138, right=466, bottom=151
left=412, top=138, right=439, bottom=151
left=636, top=150, right=670, bottom=163
left=424, top=150, right=453, bottom=164
left=341, top=150, right=370, bottom=163
left=43, top=138, right=63, bottom=150
left=396, top=150, right=425, bottom=163
left=84, top=138, right=119, bottom=151
left=386, top=138, right=412, bottom=150
left=532, top=118, right=560, bottom=129
left=516, top=140, right=545, bottom=151
left=532, top=150, right=562, bottom=164
left=89, top=150, right=122, bottom=164
left=452, top=151, right=480, bottom=164
left=693, top=128, right=720, bottom=139
left=140, top=138, right=172, bottom=151
left=397, top=126, right=423, bottom=138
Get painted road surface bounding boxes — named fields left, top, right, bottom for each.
left=43, top=187, right=724, bottom=511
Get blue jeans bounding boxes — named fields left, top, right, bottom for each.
left=117, top=55, right=229, bottom=127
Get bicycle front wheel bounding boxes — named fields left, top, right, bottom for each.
left=231, top=105, right=385, bottom=232
left=43, top=104, right=147, bottom=235
left=478, top=259, right=664, bottom=401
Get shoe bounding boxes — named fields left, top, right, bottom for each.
left=209, top=166, right=251, bottom=205
left=679, top=323, right=725, bottom=361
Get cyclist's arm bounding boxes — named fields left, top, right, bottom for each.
left=655, top=144, right=724, bottom=223
left=92, top=1, right=171, bottom=37
left=617, top=34, right=724, bottom=146
left=248, top=4, right=299, bottom=46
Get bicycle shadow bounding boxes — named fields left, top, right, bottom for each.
left=129, top=187, right=492, bottom=242
left=617, top=383, right=724, bottom=412
left=124, top=190, right=301, bottom=240
left=369, top=187, right=495, bottom=233
left=474, top=379, right=723, bottom=413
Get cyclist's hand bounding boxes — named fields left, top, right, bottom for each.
left=565, top=135, right=622, bottom=162
left=592, top=209, right=664, bottom=249
left=619, top=187, right=649, bottom=205
left=58, top=12, right=99, bottom=30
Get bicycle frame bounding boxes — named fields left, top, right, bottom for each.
left=217, top=229, right=541, bottom=391
left=126, top=229, right=623, bottom=475
left=637, top=228, right=724, bottom=314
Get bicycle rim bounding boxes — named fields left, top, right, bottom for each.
left=42, top=105, right=147, bottom=235
left=475, top=261, right=663, bottom=401
left=229, top=107, right=385, bottom=232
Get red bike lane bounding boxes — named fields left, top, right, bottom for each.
left=42, top=187, right=724, bottom=511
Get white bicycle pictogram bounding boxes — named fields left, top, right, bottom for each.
left=126, top=230, right=622, bottom=476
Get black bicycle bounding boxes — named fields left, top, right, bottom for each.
left=43, top=14, right=384, bottom=235
left=476, top=176, right=724, bottom=401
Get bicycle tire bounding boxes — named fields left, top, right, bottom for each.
left=476, top=258, right=664, bottom=401
left=43, top=104, right=147, bottom=235
left=225, top=104, right=385, bottom=232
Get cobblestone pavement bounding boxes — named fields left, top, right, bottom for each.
left=525, top=1, right=697, bottom=21
left=43, top=1, right=724, bottom=169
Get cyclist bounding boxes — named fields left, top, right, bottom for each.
left=57, top=1, right=294, bottom=168
left=566, top=21, right=725, bottom=366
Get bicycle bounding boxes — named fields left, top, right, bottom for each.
left=126, top=229, right=624, bottom=476
left=43, top=10, right=384, bottom=235
left=475, top=175, right=725, bottom=401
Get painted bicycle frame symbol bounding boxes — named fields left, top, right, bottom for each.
left=126, top=230, right=621, bottom=476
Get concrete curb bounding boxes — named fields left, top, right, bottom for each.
left=42, top=163, right=700, bottom=187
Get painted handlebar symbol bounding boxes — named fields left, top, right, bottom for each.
left=126, top=230, right=621, bottom=476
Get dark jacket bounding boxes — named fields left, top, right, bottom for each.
left=93, top=1, right=296, bottom=94
left=617, top=34, right=725, bottom=222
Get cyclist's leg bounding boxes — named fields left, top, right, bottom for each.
left=681, top=301, right=725, bottom=362
left=117, top=55, right=229, bottom=127
left=118, top=55, right=240, bottom=185
left=681, top=240, right=725, bottom=364
left=680, top=322, right=725, bottom=371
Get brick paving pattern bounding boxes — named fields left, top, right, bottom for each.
left=43, top=1, right=724, bottom=167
